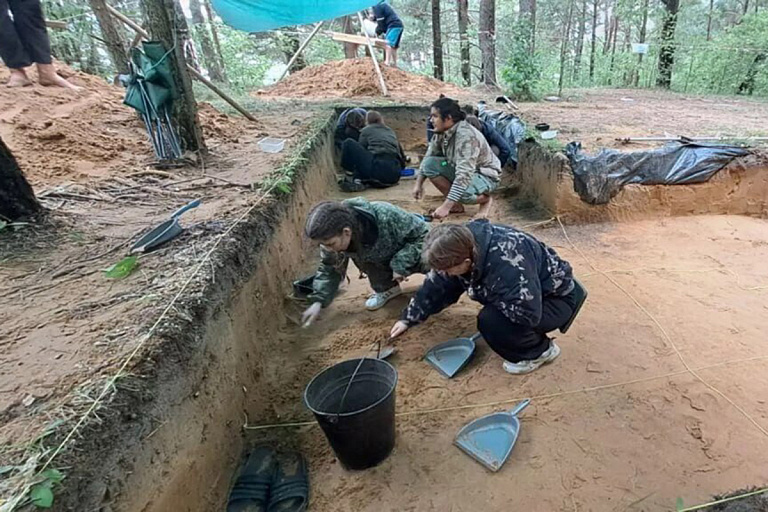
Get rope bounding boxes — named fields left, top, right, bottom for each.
left=556, top=217, right=768, bottom=438
left=242, top=353, right=768, bottom=431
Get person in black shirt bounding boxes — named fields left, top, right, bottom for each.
left=370, top=2, right=404, bottom=68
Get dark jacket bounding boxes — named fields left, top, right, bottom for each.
left=359, top=123, right=406, bottom=165
left=479, top=120, right=512, bottom=167
left=372, top=2, right=403, bottom=34
left=309, top=198, right=430, bottom=307
left=401, top=219, right=574, bottom=327
left=335, top=108, right=367, bottom=145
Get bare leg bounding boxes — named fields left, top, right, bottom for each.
left=6, top=68, right=31, bottom=88
left=36, top=63, right=80, bottom=90
left=476, top=194, right=493, bottom=219
left=384, top=47, right=393, bottom=66
left=428, top=176, right=465, bottom=213
left=391, top=47, right=398, bottom=68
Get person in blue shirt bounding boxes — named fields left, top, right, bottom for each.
left=334, top=108, right=367, bottom=149
left=465, top=115, right=512, bottom=167
left=370, top=2, right=404, bottom=68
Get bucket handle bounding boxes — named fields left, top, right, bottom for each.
left=509, top=399, right=531, bottom=417
left=334, top=357, right=367, bottom=419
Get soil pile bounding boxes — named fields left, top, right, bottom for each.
left=260, top=58, right=465, bottom=99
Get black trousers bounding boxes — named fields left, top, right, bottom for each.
left=341, top=139, right=401, bottom=187
left=477, top=290, right=577, bottom=363
left=0, top=0, right=52, bottom=69
left=356, top=259, right=427, bottom=293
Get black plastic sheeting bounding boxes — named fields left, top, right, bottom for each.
left=477, top=103, right=526, bottom=166
left=564, top=141, right=749, bottom=205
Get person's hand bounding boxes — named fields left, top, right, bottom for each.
left=433, top=203, right=453, bottom=220
left=390, top=320, right=409, bottom=338
left=301, top=302, right=322, bottom=328
left=412, top=183, right=424, bottom=200
left=393, top=273, right=407, bottom=283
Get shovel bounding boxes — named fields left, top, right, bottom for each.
left=455, top=399, right=530, bottom=472
left=131, top=199, right=201, bottom=254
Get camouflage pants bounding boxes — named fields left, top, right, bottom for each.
left=420, top=156, right=497, bottom=204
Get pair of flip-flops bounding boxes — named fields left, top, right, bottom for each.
left=226, top=447, right=309, bottom=512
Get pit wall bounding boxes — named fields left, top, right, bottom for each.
left=54, top=116, right=340, bottom=512
left=517, top=141, right=768, bottom=223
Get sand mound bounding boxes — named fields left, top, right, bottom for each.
left=0, top=62, right=258, bottom=185
left=259, top=58, right=465, bottom=99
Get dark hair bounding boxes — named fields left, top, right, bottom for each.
left=304, top=201, right=360, bottom=240
left=465, top=115, right=482, bottom=132
left=366, top=111, right=384, bottom=125
left=422, top=223, right=476, bottom=270
left=345, top=110, right=366, bottom=130
left=431, top=97, right=466, bottom=123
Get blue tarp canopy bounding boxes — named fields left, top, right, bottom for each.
left=211, top=0, right=377, bottom=33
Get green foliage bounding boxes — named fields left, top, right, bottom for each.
left=104, top=255, right=139, bottom=279
left=29, top=469, right=65, bottom=508
left=500, top=21, right=540, bottom=100
left=216, top=24, right=271, bottom=91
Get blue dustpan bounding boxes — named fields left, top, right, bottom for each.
left=424, top=333, right=480, bottom=378
left=455, top=399, right=531, bottom=472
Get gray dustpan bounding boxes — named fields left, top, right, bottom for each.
left=455, top=399, right=530, bottom=472
left=424, top=333, right=480, bottom=378
left=131, top=199, right=200, bottom=253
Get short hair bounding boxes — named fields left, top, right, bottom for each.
left=422, top=223, right=476, bottom=270
left=431, top=97, right=466, bottom=123
left=366, top=111, right=384, bottom=125
left=465, top=115, right=482, bottom=132
left=304, top=201, right=361, bottom=241
left=345, top=110, right=365, bottom=130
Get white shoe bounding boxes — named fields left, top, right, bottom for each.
left=365, top=286, right=402, bottom=311
left=502, top=341, right=561, bottom=375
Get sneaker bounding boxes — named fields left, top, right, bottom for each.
left=339, top=177, right=368, bottom=193
left=364, top=286, right=402, bottom=311
left=502, top=340, right=561, bottom=375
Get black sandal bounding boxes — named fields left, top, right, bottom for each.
left=227, top=446, right=276, bottom=512
left=267, top=452, right=309, bottom=512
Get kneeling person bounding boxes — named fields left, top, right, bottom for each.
left=414, top=97, right=501, bottom=219
left=390, top=221, right=577, bottom=374
left=301, top=198, right=430, bottom=327
left=340, top=111, right=405, bottom=192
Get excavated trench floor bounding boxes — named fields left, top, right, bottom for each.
left=121, top=107, right=768, bottom=512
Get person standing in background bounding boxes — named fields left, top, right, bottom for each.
left=370, top=1, right=404, bottom=68
left=0, top=0, right=79, bottom=89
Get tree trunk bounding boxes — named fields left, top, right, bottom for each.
left=603, top=0, right=611, bottom=54
left=431, top=0, right=444, bottom=80
left=558, top=0, right=575, bottom=95
left=572, top=0, right=587, bottom=81
left=656, top=0, right=679, bottom=89
left=340, top=16, right=359, bottom=58
left=88, top=0, right=130, bottom=74
left=479, top=0, right=497, bottom=85
left=633, top=0, right=649, bottom=86
left=203, top=0, right=226, bottom=79
left=743, top=0, right=750, bottom=14
left=706, top=0, right=714, bottom=40
left=519, top=0, right=536, bottom=54
left=457, top=0, right=471, bottom=85
left=738, top=52, right=766, bottom=95
left=142, top=0, right=205, bottom=152
left=589, top=0, right=597, bottom=80
left=189, top=0, right=224, bottom=81
left=0, top=137, right=41, bottom=221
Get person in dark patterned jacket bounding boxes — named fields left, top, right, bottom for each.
left=390, top=220, right=577, bottom=374
left=301, top=198, right=430, bottom=327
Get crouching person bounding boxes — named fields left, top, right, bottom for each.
left=301, top=198, right=430, bottom=327
left=390, top=221, right=578, bottom=374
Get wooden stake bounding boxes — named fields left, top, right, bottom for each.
left=278, top=22, right=323, bottom=82
left=105, top=4, right=257, bottom=122
left=356, top=12, right=388, bottom=96
left=45, top=20, right=68, bottom=30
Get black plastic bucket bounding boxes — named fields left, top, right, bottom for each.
left=304, top=358, right=398, bottom=470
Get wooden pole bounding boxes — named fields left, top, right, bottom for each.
left=278, top=22, right=323, bottom=82
left=105, top=4, right=257, bottom=122
left=356, top=12, right=388, bottom=96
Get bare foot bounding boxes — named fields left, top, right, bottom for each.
left=475, top=196, right=493, bottom=219
left=6, top=69, right=31, bottom=88
left=37, top=64, right=81, bottom=90
left=449, top=203, right=465, bottom=214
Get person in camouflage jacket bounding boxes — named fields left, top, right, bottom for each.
left=413, top=97, right=501, bottom=220
left=301, top=198, right=430, bottom=327
left=390, top=220, right=578, bottom=374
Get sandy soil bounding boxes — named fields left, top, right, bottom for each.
left=248, top=180, right=768, bottom=511
left=517, top=88, right=768, bottom=153
left=0, top=62, right=326, bottom=479
left=257, top=58, right=466, bottom=101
